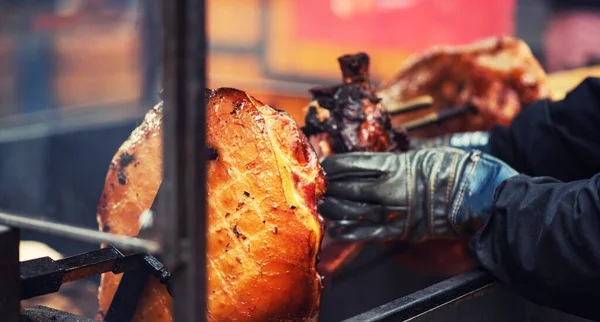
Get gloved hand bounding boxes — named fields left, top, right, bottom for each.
left=409, top=132, right=491, bottom=153
left=319, top=147, right=517, bottom=242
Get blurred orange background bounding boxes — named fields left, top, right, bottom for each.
left=205, top=0, right=515, bottom=123
left=0, top=0, right=517, bottom=122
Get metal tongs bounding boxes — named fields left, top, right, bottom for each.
left=19, top=241, right=173, bottom=322
left=387, top=96, right=478, bottom=132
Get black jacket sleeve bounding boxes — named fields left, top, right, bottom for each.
left=473, top=78, right=600, bottom=320
left=472, top=174, right=600, bottom=321
left=489, top=77, right=600, bottom=182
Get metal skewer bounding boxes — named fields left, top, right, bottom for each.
left=0, top=212, right=160, bottom=253
left=400, top=105, right=477, bottom=132
left=386, top=95, right=434, bottom=116
left=0, top=148, right=218, bottom=255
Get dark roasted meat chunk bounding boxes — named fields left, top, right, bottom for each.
left=304, top=53, right=410, bottom=158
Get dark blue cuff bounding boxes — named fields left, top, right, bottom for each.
left=450, top=151, right=518, bottom=235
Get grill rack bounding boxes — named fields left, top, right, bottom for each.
left=0, top=0, right=596, bottom=321
left=16, top=239, right=496, bottom=322
left=15, top=240, right=495, bottom=322
left=20, top=245, right=172, bottom=322
left=14, top=239, right=590, bottom=322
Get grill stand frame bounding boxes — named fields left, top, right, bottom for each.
left=0, top=225, right=20, bottom=322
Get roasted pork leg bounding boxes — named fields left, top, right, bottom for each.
left=97, top=88, right=326, bottom=321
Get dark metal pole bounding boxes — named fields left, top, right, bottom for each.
left=140, top=0, right=160, bottom=107
left=161, top=0, right=207, bottom=322
left=0, top=225, right=20, bottom=321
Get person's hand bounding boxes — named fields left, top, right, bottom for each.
left=319, top=148, right=517, bottom=242
left=544, top=11, right=600, bottom=72
left=409, top=132, right=491, bottom=153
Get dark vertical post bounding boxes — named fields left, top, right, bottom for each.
left=0, top=225, right=20, bottom=321
left=161, top=0, right=207, bottom=321
left=140, top=0, right=160, bottom=107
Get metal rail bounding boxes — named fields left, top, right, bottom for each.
left=0, top=212, right=159, bottom=253
left=0, top=102, right=145, bottom=143
left=344, top=269, right=496, bottom=322
left=343, top=268, right=594, bottom=322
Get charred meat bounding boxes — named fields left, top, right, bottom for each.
left=304, top=53, right=410, bottom=158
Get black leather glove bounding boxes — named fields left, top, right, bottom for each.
left=319, top=147, right=517, bottom=242
left=410, top=132, right=491, bottom=154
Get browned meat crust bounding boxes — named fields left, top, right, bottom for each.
left=97, top=88, right=325, bottom=321
left=378, top=36, right=550, bottom=137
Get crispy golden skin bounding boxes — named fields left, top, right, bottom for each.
left=97, top=88, right=325, bottom=321
left=96, top=103, right=169, bottom=321
left=379, top=36, right=550, bottom=137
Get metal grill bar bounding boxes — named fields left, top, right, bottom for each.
left=0, top=212, right=159, bottom=253
left=400, top=106, right=477, bottom=132
left=343, top=269, right=496, bottom=322
left=161, top=0, right=207, bottom=322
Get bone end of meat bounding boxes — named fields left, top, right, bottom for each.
left=338, top=52, right=370, bottom=84
left=96, top=88, right=325, bottom=321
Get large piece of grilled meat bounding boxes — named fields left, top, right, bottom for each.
left=378, top=36, right=550, bottom=137
left=96, top=88, right=326, bottom=321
